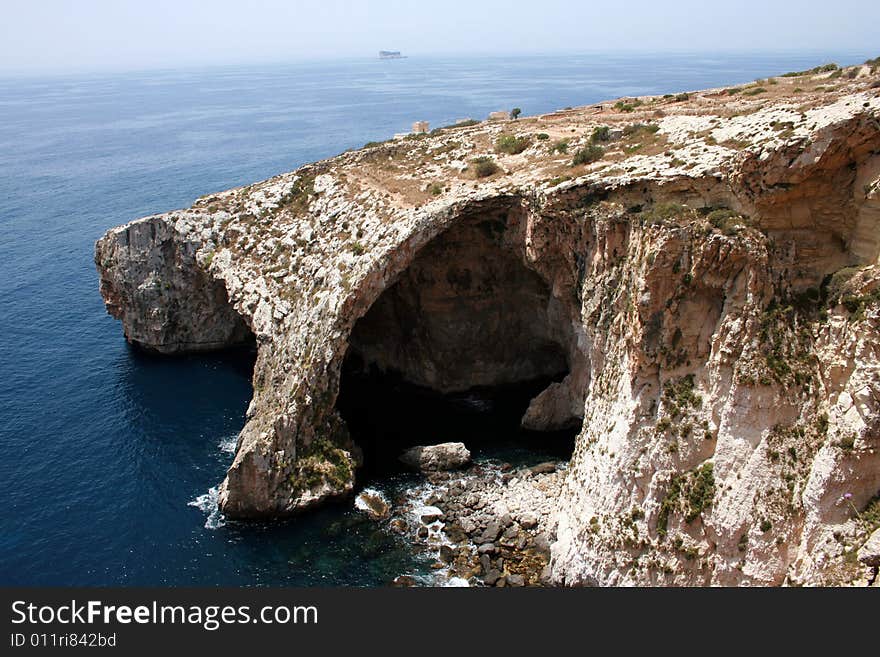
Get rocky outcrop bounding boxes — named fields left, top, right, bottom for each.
left=399, top=443, right=472, bottom=471
left=386, top=460, right=563, bottom=586
left=97, top=62, right=880, bottom=585
left=354, top=488, right=391, bottom=520
left=859, top=529, right=880, bottom=568
left=95, top=215, right=253, bottom=353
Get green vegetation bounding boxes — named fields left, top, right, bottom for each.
left=291, top=437, right=353, bottom=494
left=536, top=132, right=550, bottom=140
left=510, top=107, right=522, bottom=120
left=759, top=519, right=772, bottom=533
left=279, top=173, right=317, bottom=214
left=571, top=144, right=604, bottom=166
left=495, top=134, right=531, bottom=155
left=685, top=464, right=715, bottom=523
left=622, top=122, right=660, bottom=136
left=471, top=156, right=500, bottom=178
left=724, top=87, right=743, bottom=95
left=743, top=87, right=767, bottom=96
left=706, top=208, right=751, bottom=235
left=780, top=63, right=838, bottom=77
left=748, top=284, right=843, bottom=388
left=545, top=175, right=572, bottom=187
left=836, top=433, right=856, bottom=451
left=663, top=374, right=702, bottom=417
left=639, top=201, right=688, bottom=225
left=428, top=119, right=480, bottom=136
left=657, top=478, right=681, bottom=536
left=590, top=125, right=612, bottom=143
left=826, top=266, right=861, bottom=302
left=825, top=265, right=880, bottom=320
left=615, top=99, right=644, bottom=112
left=770, top=120, right=796, bottom=136
left=663, top=93, right=691, bottom=103
left=762, top=418, right=829, bottom=504
left=551, top=139, right=570, bottom=154
left=861, top=494, right=880, bottom=530
left=428, top=183, right=443, bottom=196
left=840, top=288, right=880, bottom=321
left=657, top=463, right=715, bottom=536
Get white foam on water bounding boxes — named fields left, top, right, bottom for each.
left=443, top=577, right=470, bottom=587
left=354, top=487, right=389, bottom=514
left=188, top=486, right=226, bottom=529
left=218, top=434, right=238, bottom=455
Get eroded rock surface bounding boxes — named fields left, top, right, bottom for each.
left=96, top=63, right=880, bottom=585
left=399, top=443, right=472, bottom=471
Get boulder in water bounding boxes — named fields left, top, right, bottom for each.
left=354, top=488, right=390, bottom=520
left=399, top=442, right=471, bottom=471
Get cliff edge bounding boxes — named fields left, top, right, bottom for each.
left=96, top=61, right=880, bottom=585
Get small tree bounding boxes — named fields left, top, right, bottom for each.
left=510, top=107, right=522, bottom=120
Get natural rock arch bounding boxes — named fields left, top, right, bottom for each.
left=335, top=200, right=586, bottom=471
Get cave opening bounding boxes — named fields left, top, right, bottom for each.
left=337, top=209, right=581, bottom=480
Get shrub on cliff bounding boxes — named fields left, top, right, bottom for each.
left=640, top=201, right=688, bottom=225
left=572, top=144, right=604, bottom=166
left=622, top=122, right=660, bottom=137
left=551, top=139, right=569, bottom=154
left=706, top=208, right=751, bottom=235
left=590, top=126, right=611, bottom=143
left=826, top=266, right=861, bottom=302
left=471, top=156, right=499, bottom=178
left=615, top=99, right=643, bottom=112
left=657, top=463, right=715, bottom=537
left=781, top=63, right=838, bottom=77
left=495, top=134, right=530, bottom=155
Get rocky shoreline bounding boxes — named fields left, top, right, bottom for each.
left=358, top=456, right=565, bottom=587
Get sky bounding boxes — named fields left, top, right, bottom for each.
left=0, top=0, right=877, bottom=75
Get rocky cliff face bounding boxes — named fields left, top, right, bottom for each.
left=96, top=62, right=880, bottom=585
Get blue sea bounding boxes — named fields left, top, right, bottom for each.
left=0, top=52, right=873, bottom=586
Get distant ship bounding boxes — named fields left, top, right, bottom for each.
left=379, top=50, right=405, bottom=59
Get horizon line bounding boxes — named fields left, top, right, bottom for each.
left=1, top=47, right=877, bottom=81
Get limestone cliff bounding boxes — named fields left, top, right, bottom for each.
left=96, top=61, right=880, bottom=585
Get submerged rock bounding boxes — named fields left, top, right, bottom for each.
left=399, top=442, right=471, bottom=471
